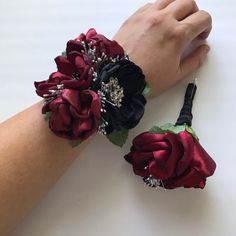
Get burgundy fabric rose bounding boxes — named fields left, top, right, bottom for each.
left=42, top=89, right=101, bottom=141
left=124, top=130, right=216, bottom=189
left=53, top=56, right=94, bottom=88
left=34, top=69, right=93, bottom=99
left=66, top=28, right=125, bottom=62
left=53, top=28, right=125, bottom=88
left=34, top=72, right=70, bottom=98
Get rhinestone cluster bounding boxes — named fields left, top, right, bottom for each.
left=143, top=175, right=164, bottom=188
left=81, top=41, right=96, bottom=61
left=79, top=39, right=129, bottom=82
left=43, top=84, right=64, bottom=103
left=97, top=78, right=124, bottom=135
left=101, top=77, right=124, bottom=108
left=77, top=40, right=127, bottom=135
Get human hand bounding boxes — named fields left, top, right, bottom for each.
left=113, top=0, right=212, bottom=97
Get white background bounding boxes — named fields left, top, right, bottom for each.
left=0, top=0, right=236, bottom=235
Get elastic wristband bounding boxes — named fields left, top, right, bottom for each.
left=34, top=28, right=147, bottom=147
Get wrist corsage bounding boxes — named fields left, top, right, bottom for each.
left=34, top=28, right=147, bottom=147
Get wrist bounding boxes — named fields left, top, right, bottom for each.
left=113, top=36, right=153, bottom=98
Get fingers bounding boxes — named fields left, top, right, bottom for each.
left=165, top=0, right=198, bottom=20
left=181, top=10, right=212, bottom=43
left=154, top=0, right=176, bottom=10
left=136, top=3, right=153, bottom=14
left=197, top=26, right=212, bottom=40
left=177, top=44, right=210, bottom=80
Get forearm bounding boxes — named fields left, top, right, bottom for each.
left=0, top=101, right=89, bottom=235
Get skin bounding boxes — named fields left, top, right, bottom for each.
left=113, top=0, right=212, bottom=96
left=0, top=0, right=212, bottom=235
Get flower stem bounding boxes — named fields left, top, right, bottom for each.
left=175, top=83, right=197, bottom=127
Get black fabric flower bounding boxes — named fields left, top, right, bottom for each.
left=92, top=59, right=147, bottom=134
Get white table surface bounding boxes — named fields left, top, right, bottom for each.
left=0, top=0, right=236, bottom=235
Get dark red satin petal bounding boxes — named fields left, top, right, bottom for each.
left=86, top=28, right=98, bottom=40
left=49, top=104, right=71, bottom=132
left=35, top=82, right=57, bottom=97
left=75, top=55, right=87, bottom=69
left=73, top=115, right=98, bottom=140
left=132, top=151, right=154, bottom=164
left=95, top=43, right=106, bottom=56
left=178, top=131, right=216, bottom=177
left=66, top=51, right=87, bottom=74
left=77, top=33, right=86, bottom=41
left=141, top=141, right=170, bottom=152
left=153, top=149, right=170, bottom=163
left=48, top=97, right=64, bottom=111
left=92, top=33, right=109, bottom=43
left=66, top=40, right=84, bottom=54
left=34, top=81, right=46, bottom=89
left=55, top=56, right=75, bottom=75
left=71, top=105, right=90, bottom=119
left=88, top=90, right=101, bottom=118
left=79, top=66, right=93, bottom=82
left=133, top=132, right=167, bottom=148
left=35, top=72, right=74, bottom=98
left=61, top=67, right=92, bottom=90
left=62, top=80, right=88, bottom=89
left=69, top=105, right=84, bottom=119
left=105, top=40, right=124, bottom=58
left=58, top=104, right=71, bottom=127
left=174, top=131, right=197, bottom=176
left=148, top=132, right=182, bottom=180
left=73, top=118, right=92, bottom=135
left=66, top=93, right=91, bottom=119
left=38, top=82, right=57, bottom=91
left=148, top=150, right=172, bottom=180
left=124, top=152, right=133, bottom=164
left=163, top=167, right=206, bottom=189
left=48, top=71, right=72, bottom=83
left=132, top=162, right=149, bottom=177
left=61, top=89, right=80, bottom=109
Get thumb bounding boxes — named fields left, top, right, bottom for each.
left=177, top=44, right=210, bottom=80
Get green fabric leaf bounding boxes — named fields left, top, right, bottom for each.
left=160, top=123, right=174, bottom=131
left=107, top=128, right=129, bottom=147
left=44, top=112, right=52, bottom=121
left=149, top=126, right=165, bottom=134
left=69, top=139, right=83, bottom=148
left=61, top=50, right=66, bottom=57
left=142, top=84, right=152, bottom=98
left=169, top=125, right=186, bottom=134
left=149, top=122, right=199, bottom=140
left=185, top=126, right=199, bottom=140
